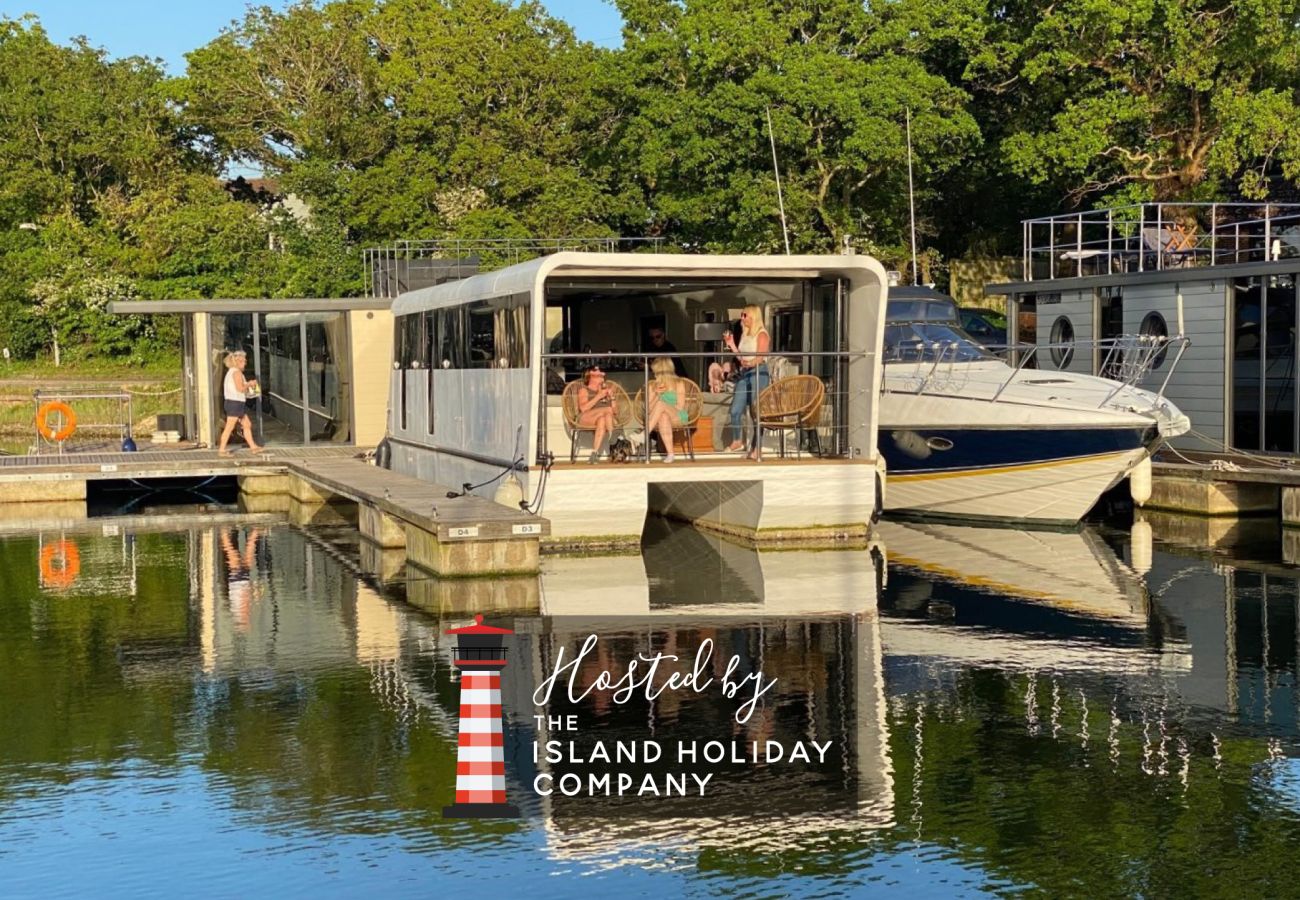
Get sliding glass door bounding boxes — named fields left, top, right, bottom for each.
left=1233, top=275, right=1298, bottom=452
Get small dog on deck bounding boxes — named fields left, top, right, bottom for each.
left=608, top=436, right=634, bottom=463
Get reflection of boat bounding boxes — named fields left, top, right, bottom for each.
left=539, top=517, right=884, bottom=618
left=880, top=287, right=1190, bottom=524
left=877, top=519, right=1147, bottom=621
left=875, top=519, right=1189, bottom=674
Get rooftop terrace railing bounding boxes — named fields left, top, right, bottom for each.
left=1022, top=202, right=1300, bottom=282
left=364, top=237, right=667, bottom=299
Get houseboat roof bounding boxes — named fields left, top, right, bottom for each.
left=389, top=251, right=888, bottom=316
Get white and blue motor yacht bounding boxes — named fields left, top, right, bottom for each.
left=880, top=288, right=1190, bottom=524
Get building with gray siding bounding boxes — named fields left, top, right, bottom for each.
left=987, top=202, right=1300, bottom=452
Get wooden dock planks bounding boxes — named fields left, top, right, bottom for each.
left=284, top=457, right=548, bottom=541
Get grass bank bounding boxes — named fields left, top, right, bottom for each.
left=0, top=356, right=184, bottom=449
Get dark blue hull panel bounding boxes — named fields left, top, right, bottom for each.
left=881, top=425, right=1156, bottom=475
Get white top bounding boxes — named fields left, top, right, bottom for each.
left=224, top=367, right=245, bottom=402
left=738, top=328, right=768, bottom=365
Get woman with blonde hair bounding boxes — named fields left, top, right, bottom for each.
left=645, top=355, right=687, bottom=463
left=723, top=304, right=770, bottom=460
left=217, top=350, right=264, bottom=456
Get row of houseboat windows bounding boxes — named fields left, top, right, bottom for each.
left=395, top=293, right=530, bottom=371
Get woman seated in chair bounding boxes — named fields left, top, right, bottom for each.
left=724, top=304, right=771, bottom=460
left=646, top=356, right=687, bottom=463
left=578, top=366, right=617, bottom=462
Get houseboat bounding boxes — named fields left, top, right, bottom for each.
left=992, top=201, right=1300, bottom=456
left=383, top=252, right=890, bottom=546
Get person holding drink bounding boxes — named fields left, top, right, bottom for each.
left=218, top=349, right=264, bottom=456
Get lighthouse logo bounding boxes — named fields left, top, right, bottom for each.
left=442, top=614, right=520, bottom=819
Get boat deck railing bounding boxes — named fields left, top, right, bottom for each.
left=364, top=237, right=667, bottom=299
left=1023, top=202, right=1300, bottom=282
left=888, top=335, right=1190, bottom=410
left=540, top=349, right=872, bottom=465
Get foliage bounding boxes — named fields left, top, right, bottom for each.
left=7, top=0, right=1300, bottom=361
left=181, top=0, right=626, bottom=243
left=0, top=17, right=363, bottom=362
left=29, top=269, right=159, bottom=363
left=609, top=0, right=981, bottom=257
left=967, top=0, right=1300, bottom=202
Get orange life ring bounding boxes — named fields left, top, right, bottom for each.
left=35, top=401, right=77, bottom=442
left=39, top=540, right=81, bottom=589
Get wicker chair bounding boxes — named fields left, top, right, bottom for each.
left=632, top=377, right=704, bottom=460
left=757, top=375, right=826, bottom=458
left=561, top=379, right=633, bottom=462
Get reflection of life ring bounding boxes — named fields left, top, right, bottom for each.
left=39, top=540, right=81, bottom=589
left=35, top=401, right=77, bottom=442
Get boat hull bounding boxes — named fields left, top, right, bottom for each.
left=881, top=425, right=1153, bottom=524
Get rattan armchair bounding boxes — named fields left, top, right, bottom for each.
left=632, top=378, right=704, bottom=460
left=757, top=375, right=826, bottom=458
left=561, top=379, right=633, bottom=462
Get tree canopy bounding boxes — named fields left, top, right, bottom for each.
left=3, top=0, right=1300, bottom=361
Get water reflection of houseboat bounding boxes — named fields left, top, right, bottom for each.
left=539, top=517, right=883, bottom=619
left=383, top=253, right=890, bottom=546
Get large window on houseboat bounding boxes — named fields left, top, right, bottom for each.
left=394, top=312, right=425, bottom=432
left=427, top=294, right=529, bottom=370
left=1234, top=275, right=1300, bottom=452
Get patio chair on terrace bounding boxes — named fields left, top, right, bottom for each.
left=560, top=379, right=633, bottom=463
left=632, top=377, right=704, bottom=460
left=757, top=375, right=826, bottom=459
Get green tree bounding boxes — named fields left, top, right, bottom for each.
left=971, top=0, right=1300, bottom=203
left=610, top=0, right=980, bottom=258
left=0, top=18, right=202, bottom=226
left=182, top=0, right=623, bottom=243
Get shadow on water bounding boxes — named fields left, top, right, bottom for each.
left=7, top=510, right=1300, bottom=893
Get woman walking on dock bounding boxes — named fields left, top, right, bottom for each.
left=218, top=350, right=264, bottom=456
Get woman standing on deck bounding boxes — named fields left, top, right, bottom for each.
left=724, top=305, right=770, bottom=460
left=217, top=350, right=264, bottom=456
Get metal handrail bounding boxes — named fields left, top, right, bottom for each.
left=364, top=237, right=668, bottom=298
left=887, top=335, right=1191, bottom=410
left=1023, top=202, right=1300, bottom=280
left=542, top=349, right=872, bottom=462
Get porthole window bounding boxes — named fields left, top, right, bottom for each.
left=1049, top=316, right=1075, bottom=368
left=1140, top=311, right=1169, bottom=368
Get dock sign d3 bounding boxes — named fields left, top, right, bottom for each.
left=442, top=614, right=520, bottom=819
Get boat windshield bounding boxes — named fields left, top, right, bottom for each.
left=885, top=323, right=996, bottom=362
left=886, top=299, right=960, bottom=324
left=885, top=296, right=997, bottom=363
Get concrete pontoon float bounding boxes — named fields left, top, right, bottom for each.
left=383, top=252, right=889, bottom=549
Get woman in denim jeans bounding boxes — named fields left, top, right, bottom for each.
left=724, top=305, right=771, bottom=460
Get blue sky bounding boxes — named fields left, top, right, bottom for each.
left=0, top=1, right=624, bottom=71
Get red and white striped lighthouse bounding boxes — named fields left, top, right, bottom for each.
left=443, top=614, right=519, bottom=819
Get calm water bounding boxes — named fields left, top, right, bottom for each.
left=3, top=506, right=1300, bottom=897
